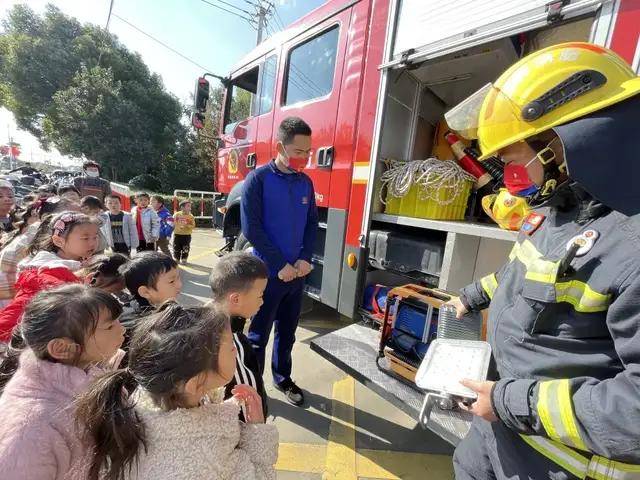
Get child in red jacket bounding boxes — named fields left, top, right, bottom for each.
left=0, top=211, right=101, bottom=342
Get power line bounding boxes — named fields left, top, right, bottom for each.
left=111, top=13, right=215, bottom=72
left=199, top=0, right=255, bottom=23
left=274, top=9, right=286, bottom=30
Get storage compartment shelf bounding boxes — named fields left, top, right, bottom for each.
left=373, top=213, right=517, bottom=242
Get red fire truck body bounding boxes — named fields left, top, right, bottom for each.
left=212, top=0, right=640, bottom=321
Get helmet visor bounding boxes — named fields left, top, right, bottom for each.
left=446, top=83, right=541, bottom=158
left=445, top=83, right=493, bottom=140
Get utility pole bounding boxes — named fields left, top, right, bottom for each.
left=106, top=0, right=115, bottom=31
left=256, top=4, right=267, bottom=45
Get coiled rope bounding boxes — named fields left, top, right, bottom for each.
left=380, top=158, right=475, bottom=206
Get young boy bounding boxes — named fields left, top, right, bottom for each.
left=173, top=200, right=196, bottom=264
left=151, top=195, right=174, bottom=257
left=131, top=192, right=160, bottom=252
left=104, top=194, right=139, bottom=256
left=119, top=251, right=182, bottom=334
left=80, top=195, right=110, bottom=254
left=209, top=251, right=269, bottom=418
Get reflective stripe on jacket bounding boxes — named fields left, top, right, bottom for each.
left=461, top=204, right=640, bottom=470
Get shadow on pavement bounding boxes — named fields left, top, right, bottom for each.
left=268, top=391, right=453, bottom=456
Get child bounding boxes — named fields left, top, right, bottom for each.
left=0, top=284, right=125, bottom=480
left=119, top=251, right=181, bottom=330
left=104, top=194, right=138, bottom=256
left=0, top=198, right=80, bottom=308
left=77, top=303, right=278, bottom=480
left=80, top=195, right=111, bottom=254
left=81, top=253, right=129, bottom=294
left=209, top=251, right=269, bottom=419
left=0, top=179, right=16, bottom=234
left=131, top=193, right=160, bottom=252
left=57, top=185, right=82, bottom=203
left=173, top=200, right=195, bottom=264
left=0, top=211, right=100, bottom=342
left=151, top=195, right=174, bottom=257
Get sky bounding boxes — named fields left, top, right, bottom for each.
left=0, top=0, right=326, bottom=166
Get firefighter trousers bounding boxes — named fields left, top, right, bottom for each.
left=454, top=416, right=578, bottom=480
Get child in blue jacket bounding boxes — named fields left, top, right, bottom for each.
left=152, top=195, right=174, bottom=257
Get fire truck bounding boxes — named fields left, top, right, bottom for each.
left=194, top=0, right=640, bottom=445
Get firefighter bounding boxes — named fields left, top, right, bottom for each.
left=444, top=42, right=640, bottom=479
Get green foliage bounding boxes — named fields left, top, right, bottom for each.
left=0, top=3, right=215, bottom=192
left=128, top=173, right=162, bottom=192
left=228, top=88, right=253, bottom=127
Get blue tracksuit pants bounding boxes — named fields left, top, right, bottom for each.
left=247, top=276, right=304, bottom=385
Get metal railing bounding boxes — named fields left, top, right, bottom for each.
left=173, top=189, right=222, bottom=219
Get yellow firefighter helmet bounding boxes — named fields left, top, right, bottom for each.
left=482, top=188, right=531, bottom=231
left=445, top=42, right=640, bottom=159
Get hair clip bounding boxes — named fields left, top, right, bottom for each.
left=52, top=212, right=79, bottom=237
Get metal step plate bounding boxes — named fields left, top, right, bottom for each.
left=310, top=322, right=472, bottom=446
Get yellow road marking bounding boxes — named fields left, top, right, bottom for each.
left=275, top=376, right=454, bottom=479
left=323, top=376, right=357, bottom=480
left=357, top=449, right=453, bottom=479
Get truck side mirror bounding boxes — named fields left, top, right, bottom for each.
left=194, top=77, right=210, bottom=113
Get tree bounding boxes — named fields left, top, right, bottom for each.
left=0, top=4, right=184, bottom=183
left=158, top=85, right=225, bottom=193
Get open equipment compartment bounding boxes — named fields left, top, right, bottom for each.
left=364, top=13, right=596, bottom=303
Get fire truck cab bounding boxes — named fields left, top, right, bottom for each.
left=197, top=0, right=640, bottom=445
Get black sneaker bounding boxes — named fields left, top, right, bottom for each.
left=274, top=379, right=304, bottom=406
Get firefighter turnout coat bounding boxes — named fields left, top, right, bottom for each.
left=459, top=100, right=640, bottom=479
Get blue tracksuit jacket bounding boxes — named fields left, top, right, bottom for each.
left=241, top=161, right=319, bottom=277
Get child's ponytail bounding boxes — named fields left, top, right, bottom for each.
left=76, top=368, right=144, bottom=480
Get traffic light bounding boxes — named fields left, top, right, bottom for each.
left=194, top=77, right=210, bottom=112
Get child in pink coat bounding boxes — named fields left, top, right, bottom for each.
left=0, top=284, right=125, bottom=480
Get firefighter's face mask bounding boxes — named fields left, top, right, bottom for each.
left=502, top=139, right=557, bottom=197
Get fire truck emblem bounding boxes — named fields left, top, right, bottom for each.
left=228, top=149, right=239, bottom=174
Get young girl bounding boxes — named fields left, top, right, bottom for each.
left=0, top=284, right=125, bottom=480
left=0, top=198, right=80, bottom=309
left=77, top=303, right=278, bottom=480
left=0, top=211, right=100, bottom=342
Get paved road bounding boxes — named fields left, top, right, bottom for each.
left=179, top=229, right=455, bottom=479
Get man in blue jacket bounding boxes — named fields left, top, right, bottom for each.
left=241, top=117, right=318, bottom=406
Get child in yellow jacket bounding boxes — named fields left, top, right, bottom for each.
left=173, top=200, right=196, bottom=264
